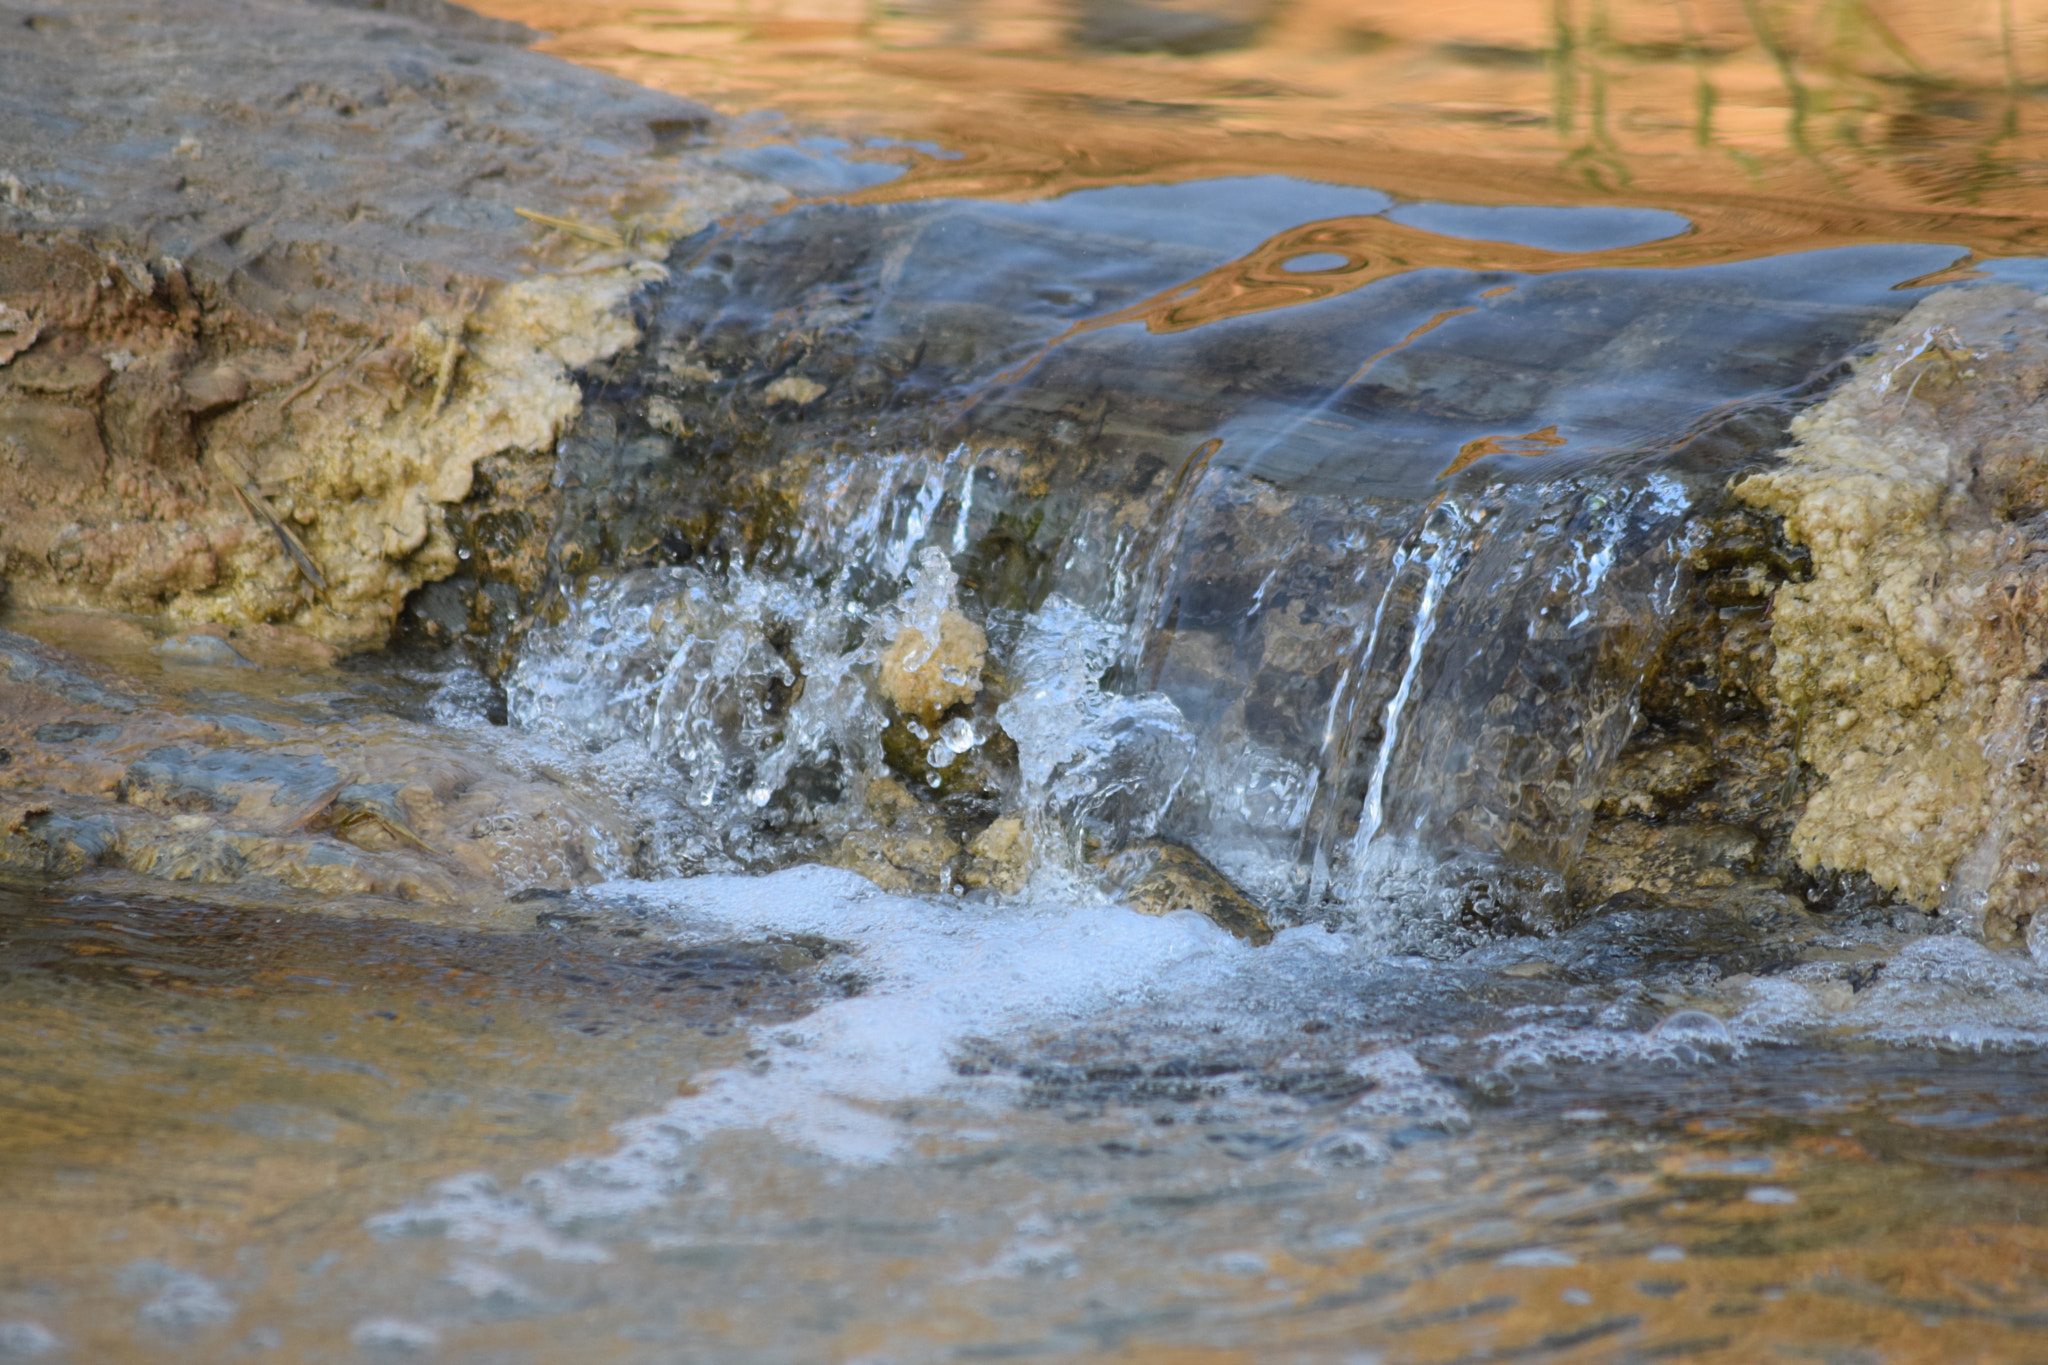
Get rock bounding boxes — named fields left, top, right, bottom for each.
left=0, top=303, right=38, bottom=364
left=1570, top=817, right=1782, bottom=911
left=827, top=777, right=962, bottom=894
left=1102, top=840, right=1275, bottom=944
left=0, top=0, right=767, bottom=653
left=1595, top=740, right=1716, bottom=820
left=178, top=364, right=247, bottom=413
left=962, top=815, right=1031, bottom=895
left=763, top=375, right=826, bottom=405
left=1734, top=285, right=2048, bottom=942
left=879, top=609, right=987, bottom=723
left=0, top=620, right=642, bottom=921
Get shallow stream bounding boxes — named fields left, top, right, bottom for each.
left=10, top=1, right=2048, bottom=1360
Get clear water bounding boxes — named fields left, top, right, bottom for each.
left=13, top=2, right=2048, bottom=1360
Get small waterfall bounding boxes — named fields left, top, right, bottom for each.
left=488, top=186, right=1937, bottom=937
left=1349, top=500, right=1467, bottom=870
left=508, top=407, right=1705, bottom=941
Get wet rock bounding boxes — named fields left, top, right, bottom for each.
left=1569, top=818, right=1787, bottom=916
left=961, top=815, right=1031, bottom=895
left=827, top=777, right=961, bottom=894
left=1102, top=840, right=1275, bottom=944
left=1594, top=739, right=1716, bottom=819
left=1734, top=285, right=2048, bottom=943
left=1565, top=479, right=1849, bottom=935
left=121, top=747, right=344, bottom=827
left=1552, top=894, right=1814, bottom=983
left=0, top=621, right=641, bottom=918
left=879, top=610, right=986, bottom=723
left=152, top=633, right=254, bottom=669
left=0, top=628, right=145, bottom=712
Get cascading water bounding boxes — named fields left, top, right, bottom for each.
left=484, top=178, right=1969, bottom=945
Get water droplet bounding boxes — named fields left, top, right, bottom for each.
left=938, top=717, right=976, bottom=753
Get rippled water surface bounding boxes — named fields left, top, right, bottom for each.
left=15, top=2, right=2048, bottom=1361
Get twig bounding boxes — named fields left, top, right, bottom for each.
left=217, top=451, right=328, bottom=591
left=281, top=339, right=375, bottom=409
left=426, top=299, right=474, bottom=422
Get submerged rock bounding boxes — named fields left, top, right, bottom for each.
left=825, top=777, right=962, bottom=895
left=1103, top=840, right=1276, bottom=945
left=0, top=620, right=644, bottom=922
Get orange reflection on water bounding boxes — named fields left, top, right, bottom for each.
left=477, top=0, right=2048, bottom=254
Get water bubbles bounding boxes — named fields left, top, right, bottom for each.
left=996, top=596, right=1193, bottom=859
left=897, top=546, right=960, bottom=676
left=349, top=1319, right=440, bottom=1354
left=1651, top=1008, right=1738, bottom=1062
left=505, top=564, right=880, bottom=865
left=1302, top=1127, right=1391, bottom=1169
left=124, top=1264, right=237, bottom=1330
left=906, top=718, right=930, bottom=742
left=0, top=1322, right=61, bottom=1358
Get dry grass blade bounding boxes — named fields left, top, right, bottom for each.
left=426, top=294, right=477, bottom=422
left=514, top=206, right=628, bottom=249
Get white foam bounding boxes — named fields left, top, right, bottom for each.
left=368, top=866, right=2048, bottom=1265
left=375, top=868, right=1254, bottom=1254
left=1732, top=936, right=2048, bottom=1050
left=608, top=867, right=1246, bottom=1162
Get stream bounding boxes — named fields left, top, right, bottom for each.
left=9, top=1, right=2048, bottom=1360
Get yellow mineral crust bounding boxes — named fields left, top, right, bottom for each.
left=1736, top=285, right=2048, bottom=941
left=0, top=254, right=662, bottom=654
left=178, top=266, right=655, bottom=652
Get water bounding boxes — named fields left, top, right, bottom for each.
left=15, top=1, right=2048, bottom=1359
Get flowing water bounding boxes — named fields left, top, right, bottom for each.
left=14, top=2, right=2048, bottom=1361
